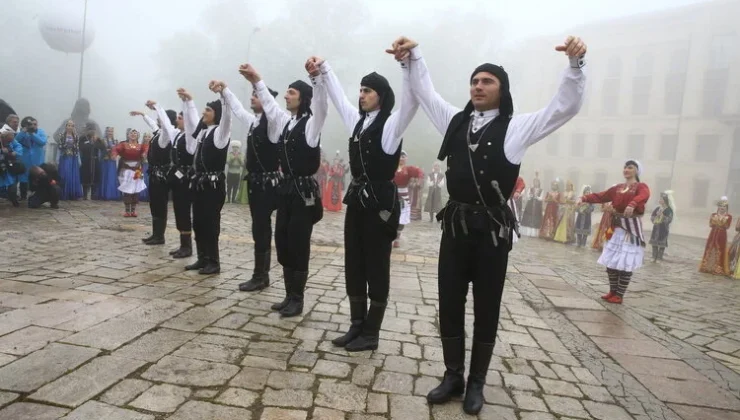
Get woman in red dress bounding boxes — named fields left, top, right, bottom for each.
left=592, top=203, right=614, bottom=250
left=112, top=129, right=148, bottom=217
left=539, top=180, right=561, bottom=240
left=699, top=197, right=732, bottom=275
left=578, top=160, right=650, bottom=304
left=323, top=157, right=345, bottom=212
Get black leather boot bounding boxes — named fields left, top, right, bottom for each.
left=271, top=267, right=293, bottom=311
left=463, top=341, right=495, bottom=415
left=199, top=239, right=220, bottom=275
left=280, top=270, right=307, bottom=317
left=427, top=336, right=466, bottom=404
left=345, top=300, right=386, bottom=352
left=145, top=217, right=166, bottom=245
left=332, top=296, right=367, bottom=347
left=172, top=234, right=193, bottom=258
left=239, top=251, right=271, bottom=291
left=185, top=237, right=207, bottom=271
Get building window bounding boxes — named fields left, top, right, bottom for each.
left=627, top=134, right=646, bottom=160
left=659, top=134, right=678, bottom=161
left=602, top=80, right=620, bottom=116
left=632, top=53, right=653, bottom=115
left=694, top=134, right=719, bottom=163
left=597, top=134, right=613, bottom=159
left=665, top=49, right=688, bottom=115
left=703, top=69, right=729, bottom=117
left=570, top=133, right=586, bottom=157
left=593, top=172, right=608, bottom=194
left=692, top=178, right=710, bottom=208
left=546, top=134, right=559, bottom=156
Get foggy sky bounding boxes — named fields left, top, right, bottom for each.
left=0, top=0, right=716, bottom=168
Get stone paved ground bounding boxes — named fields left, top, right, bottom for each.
left=0, top=200, right=739, bottom=420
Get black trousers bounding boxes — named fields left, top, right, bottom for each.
left=170, top=178, right=192, bottom=233
left=149, top=176, right=170, bottom=222
left=192, top=178, right=226, bottom=262
left=28, top=185, right=60, bottom=208
left=344, top=203, right=398, bottom=302
left=275, top=192, right=316, bottom=271
left=226, top=173, right=241, bottom=203
left=248, top=185, right=278, bottom=254
left=438, top=227, right=510, bottom=343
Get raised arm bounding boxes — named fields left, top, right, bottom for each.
left=150, top=103, right=178, bottom=147
left=304, top=74, right=328, bottom=148
left=213, top=94, right=232, bottom=149
left=222, top=86, right=257, bottom=128
left=318, top=61, right=360, bottom=134
left=381, top=57, right=420, bottom=155
left=407, top=46, right=460, bottom=136
left=504, top=36, right=587, bottom=164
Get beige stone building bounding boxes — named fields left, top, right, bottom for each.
left=509, top=0, right=739, bottom=235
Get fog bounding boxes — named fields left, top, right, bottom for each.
left=2, top=0, right=737, bottom=229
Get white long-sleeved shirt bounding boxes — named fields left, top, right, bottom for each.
left=319, top=59, right=419, bottom=155
left=140, top=114, right=169, bottom=149
left=408, top=47, right=586, bottom=165
left=254, top=75, right=327, bottom=148
left=153, top=105, right=182, bottom=149
left=183, top=96, right=232, bottom=151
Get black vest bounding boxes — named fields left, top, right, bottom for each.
left=277, top=117, right=320, bottom=177
left=246, top=114, right=279, bottom=173
left=194, top=128, right=228, bottom=174
left=349, top=114, right=400, bottom=182
left=147, top=131, right=172, bottom=166
left=439, top=110, right=519, bottom=206
left=171, top=132, right=193, bottom=168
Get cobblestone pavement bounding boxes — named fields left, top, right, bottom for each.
left=0, top=200, right=739, bottom=420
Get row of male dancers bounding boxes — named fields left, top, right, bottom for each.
left=133, top=34, right=587, bottom=415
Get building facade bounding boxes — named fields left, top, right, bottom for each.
left=510, top=0, right=739, bottom=227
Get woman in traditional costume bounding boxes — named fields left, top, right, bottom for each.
left=113, top=129, right=148, bottom=217
left=579, top=160, right=650, bottom=304
left=554, top=180, right=576, bottom=244
left=574, top=185, right=595, bottom=247
left=538, top=179, right=561, bottom=240
left=699, top=197, right=732, bottom=275
left=649, top=190, right=675, bottom=262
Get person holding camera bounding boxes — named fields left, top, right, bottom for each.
left=0, top=124, right=23, bottom=207
left=28, top=163, right=61, bottom=209
left=15, top=117, right=48, bottom=200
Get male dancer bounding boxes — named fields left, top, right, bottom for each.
left=145, top=100, right=195, bottom=258
left=213, top=81, right=281, bottom=292
left=179, top=83, right=232, bottom=274
left=318, top=54, right=418, bottom=351
left=389, top=35, right=587, bottom=414
left=239, top=61, right=328, bottom=317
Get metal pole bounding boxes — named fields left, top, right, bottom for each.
left=77, top=0, right=88, bottom=99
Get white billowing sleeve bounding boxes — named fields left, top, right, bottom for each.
left=213, top=96, right=232, bottom=149
left=183, top=100, right=199, bottom=154
left=304, top=74, right=328, bottom=148
left=223, top=87, right=257, bottom=128
left=154, top=105, right=177, bottom=147
left=319, top=61, right=360, bottom=134
left=255, top=80, right=291, bottom=144
left=408, top=47, right=461, bottom=136
left=380, top=58, right=419, bottom=155
left=504, top=65, right=587, bottom=164
left=142, top=114, right=158, bottom=132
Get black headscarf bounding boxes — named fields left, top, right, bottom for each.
left=360, top=72, right=395, bottom=118
left=469, top=63, right=513, bottom=119
left=165, top=110, right=177, bottom=126
left=192, top=99, right=223, bottom=138
left=289, top=80, right=313, bottom=116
